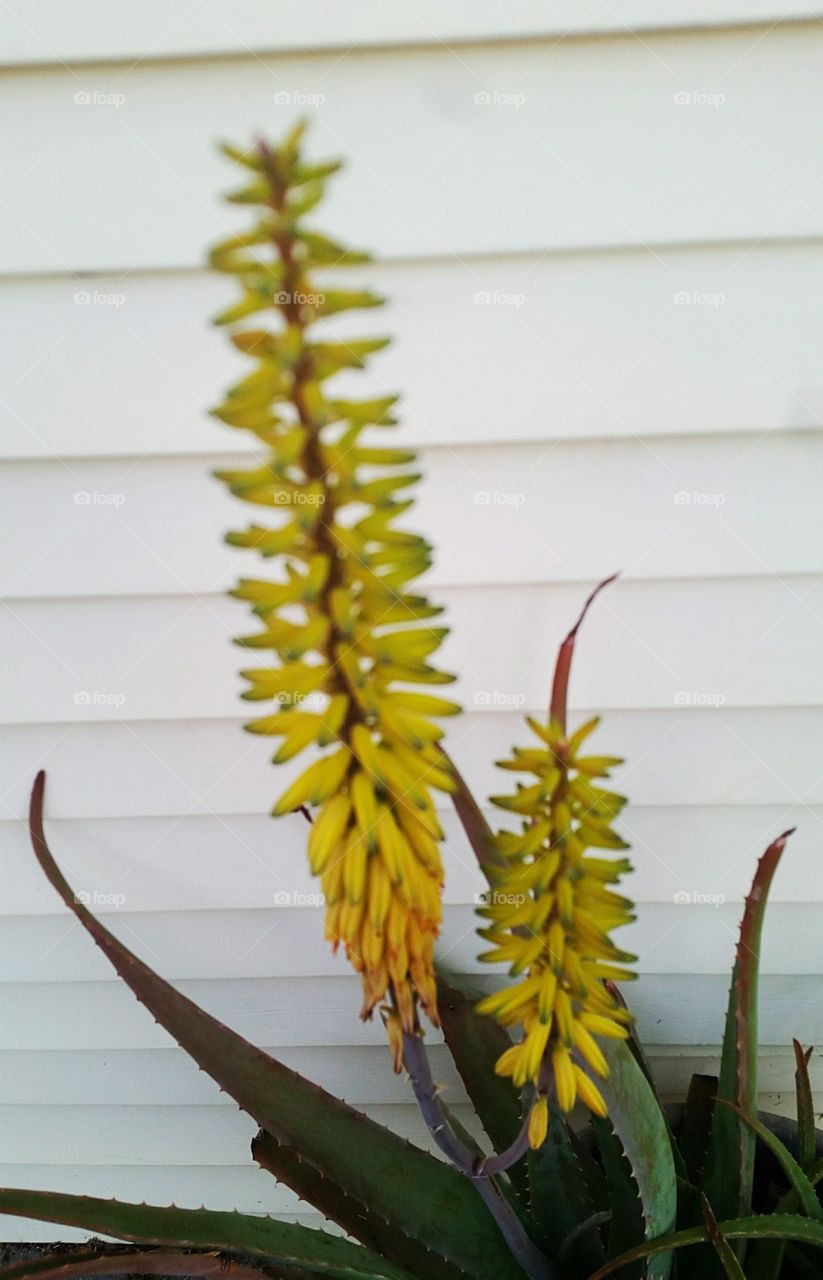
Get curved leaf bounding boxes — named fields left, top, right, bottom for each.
left=717, top=1102, right=823, bottom=1221
left=701, top=830, right=793, bottom=1226
left=252, top=1129, right=468, bottom=1280
left=0, top=1189, right=407, bottom=1280
left=440, top=754, right=499, bottom=883
left=597, top=1039, right=677, bottom=1280
left=794, top=1040, right=816, bottom=1171
left=590, top=1213, right=823, bottom=1278
left=528, top=1109, right=607, bottom=1276
left=27, top=773, right=526, bottom=1280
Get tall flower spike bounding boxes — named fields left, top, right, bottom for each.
left=476, top=578, right=636, bottom=1145
left=210, top=123, right=459, bottom=1049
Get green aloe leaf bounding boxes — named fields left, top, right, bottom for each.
left=528, top=1108, right=607, bottom=1275
left=435, top=972, right=528, bottom=1202
left=701, top=829, right=794, bottom=1228
left=597, top=1039, right=677, bottom=1280
left=591, top=1117, right=645, bottom=1279
left=251, top=1129, right=460, bottom=1280
left=0, top=1189, right=409, bottom=1280
left=717, top=1102, right=823, bottom=1221
left=589, top=1213, right=823, bottom=1278
left=27, top=773, right=526, bottom=1280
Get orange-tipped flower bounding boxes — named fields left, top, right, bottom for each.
left=210, top=124, right=459, bottom=1044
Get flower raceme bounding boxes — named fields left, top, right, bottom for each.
left=210, top=124, right=458, bottom=1047
left=477, top=714, right=636, bottom=1147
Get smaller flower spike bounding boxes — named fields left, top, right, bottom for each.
left=210, top=123, right=459, bottom=1048
left=476, top=579, right=636, bottom=1145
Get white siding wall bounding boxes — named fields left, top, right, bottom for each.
left=2, top=2, right=823, bottom=1240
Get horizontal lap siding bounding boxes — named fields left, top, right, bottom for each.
left=1, top=9, right=821, bottom=1240
left=4, top=24, right=823, bottom=274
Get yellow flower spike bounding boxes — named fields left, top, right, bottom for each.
left=213, top=128, right=456, bottom=1050
left=553, top=1046, right=577, bottom=1112
left=528, top=1096, right=549, bottom=1150
left=476, top=693, right=635, bottom=1125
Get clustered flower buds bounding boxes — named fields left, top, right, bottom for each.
left=210, top=124, right=458, bottom=1051
left=477, top=714, right=636, bottom=1146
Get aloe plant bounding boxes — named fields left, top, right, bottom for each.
left=5, top=123, right=822, bottom=1280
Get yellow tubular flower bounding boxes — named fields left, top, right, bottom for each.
left=210, top=124, right=459, bottom=1050
left=477, top=714, right=636, bottom=1145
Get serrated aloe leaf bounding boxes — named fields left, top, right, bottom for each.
left=0, top=1189, right=409, bottom=1280
left=747, top=1154, right=823, bottom=1280
left=597, top=1039, right=677, bottom=1280
left=252, top=1129, right=465, bottom=1280
left=528, top=1108, right=607, bottom=1275
left=591, top=1117, right=644, bottom=1279
left=0, top=1251, right=271, bottom=1280
left=590, top=1213, right=823, bottom=1279
left=701, top=830, right=794, bottom=1228
left=27, top=773, right=526, bottom=1280
left=435, top=972, right=527, bottom=1202
left=717, top=1102, right=823, bottom=1221
left=700, top=1195, right=745, bottom=1279
left=794, top=1040, right=816, bottom=1170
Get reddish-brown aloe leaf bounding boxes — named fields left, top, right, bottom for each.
left=701, top=829, right=795, bottom=1230
left=27, top=772, right=526, bottom=1280
left=0, top=1251, right=291, bottom=1280
left=794, top=1040, right=816, bottom=1171
left=439, top=752, right=500, bottom=885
